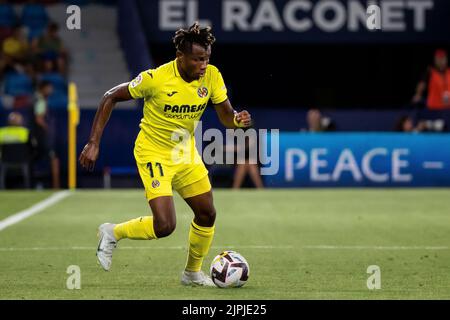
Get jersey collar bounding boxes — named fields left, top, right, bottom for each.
left=173, top=59, right=202, bottom=85
left=173, top=59, right=181, bottom=77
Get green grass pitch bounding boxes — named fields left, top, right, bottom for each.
left=0, top=189, right=449, bottom=299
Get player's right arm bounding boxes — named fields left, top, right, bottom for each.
left=79, top=83, right=132, bottom=171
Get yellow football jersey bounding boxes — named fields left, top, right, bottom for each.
left=129, top=59, right=228, bottom=164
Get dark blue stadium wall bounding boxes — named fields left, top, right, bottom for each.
left=117, top=0, right=153, bottom=78
left=2, top=107, right=450, bottom=188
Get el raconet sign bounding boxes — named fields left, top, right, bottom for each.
left=137, top=0, right=450, bottom=43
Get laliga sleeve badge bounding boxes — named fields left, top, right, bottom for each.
left=130, top=74, right=143, bottom=88
left=152, top=180, right=160, bottom=188
left=197, top=86, right=208, bottom=98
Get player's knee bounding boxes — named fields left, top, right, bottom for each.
left=196, top=207, right=216, bottom=225
left=208, top=208, right=216, bottom=223
left=154, top=220, right=176, bottom=238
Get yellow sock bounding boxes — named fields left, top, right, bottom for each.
left=113, top=216, right=157, bottom=240
left=185, top=220, right=215, bottom=272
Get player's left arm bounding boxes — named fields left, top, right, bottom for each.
left=214, top=99, right=252, bottom=129
left=210, top=67, right=251, bottom=129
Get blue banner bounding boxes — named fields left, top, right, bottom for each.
left=263, top=133, right=450, bottom=187
left=137, top=0, right=450, bottom=44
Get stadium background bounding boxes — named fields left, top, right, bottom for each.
left=1, top=0, right=450, bottom=301
left=0, top=0, right=449, bottom=189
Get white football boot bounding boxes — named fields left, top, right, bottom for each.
left=181, top=270, right=215, bottom=287
left=96, top=223, right=117, bottom=271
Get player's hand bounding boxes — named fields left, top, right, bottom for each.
left=235, top=110, right=252, bottom=127
left=79, top=141, right=99, bottom=172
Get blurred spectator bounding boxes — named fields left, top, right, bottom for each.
left=21, top=0, right=49, bottom=41
left=0, top=112, right=29, bottom=144
left=0, top=0, right=66, bottom=188
left=412, top=49, right=450, bottom=110
left=304, top=108, right=336, bottom=132
left=0, top=112, right=33, bottom=189
left=32, top=22, right=68, bottom=75
left=32, top=80, right=60, bottom=189
left=394, top=115, right=426, bottom=133
left=2, top=24, right=29, bottom=63
left=232, top=127, right=264, bottom=189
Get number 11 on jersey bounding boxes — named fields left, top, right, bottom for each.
left=147, top=162, right=164, bottom=178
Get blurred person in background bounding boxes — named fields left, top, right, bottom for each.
left=0, top=112, right=29, bottom=145
left=32, top=22, right=68, bottom=75
left=394, top=115, right=426, bottom=133
left=232, top=126, right=264, bottom=189
left=2, top=24, right=29, bottom=64
left=304, top=108, right=336, bottom=132
left=32, top=80, right=60, bottom=189
left=412, top=49, right=450, bottom=110
left=0, top=112, right=34, bottom=189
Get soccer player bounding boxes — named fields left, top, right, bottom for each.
left=78, top=22, right=252, bottom=286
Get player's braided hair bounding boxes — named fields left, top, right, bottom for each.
left=173, top=21, right=216, bottom=53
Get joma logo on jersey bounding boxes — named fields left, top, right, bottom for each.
left=164, top=103, right=207, bottom=114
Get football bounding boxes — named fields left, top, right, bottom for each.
left=210, top=251, right=250, bottom=288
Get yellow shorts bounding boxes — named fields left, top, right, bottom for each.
left=136, top=158, right=211, bottom=201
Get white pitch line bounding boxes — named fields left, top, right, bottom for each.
left=0, top=245, right=448, bottom=252
left=0, top=191, right=72, bottom=232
